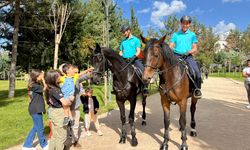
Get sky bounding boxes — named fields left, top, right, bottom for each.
left=116, top=0, right=250, bottom=36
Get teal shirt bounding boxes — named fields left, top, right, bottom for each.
left=170, top=29, right=198, bottom=54
left=119, top=35, right=141, bottom=58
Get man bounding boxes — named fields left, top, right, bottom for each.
left=169, top=15, right=202, bottom=98
left=119, top=24, right=148, bottom=94
left=242, top=59, right=250, bottom=109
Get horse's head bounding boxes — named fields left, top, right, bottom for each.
left=90, top=43, right=106, bottom=85
left=141, top=35, right=166, bottom=83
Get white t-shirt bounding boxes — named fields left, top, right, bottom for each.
left=243, top=67, right=250, bottom=82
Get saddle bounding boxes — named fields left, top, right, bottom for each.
left=179, top=58, right=197, bottom=86
left=111, top=62, right=143, bottom=98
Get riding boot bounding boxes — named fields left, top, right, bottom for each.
left=194, top=78, right=202, bottom=99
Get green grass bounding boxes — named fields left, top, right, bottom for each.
left=209, top=72, right=244, bottom=82
left=0, top=80, right=158, bottom=149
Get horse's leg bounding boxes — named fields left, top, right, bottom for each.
left=116, top=100, right=127, bottom=144
left=160, top=98, right=170, bottom=150
left=129, top=96, right=138, bottom=146
left=178, top=99, right=188, bottom=150
left=190, top=97, right=198, bottom=137
left=141, top=94, right=147, bottom=126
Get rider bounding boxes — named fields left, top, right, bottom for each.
left=169, top=15, right=202, bottom=98
left=119, top=24, right=148, bottom=95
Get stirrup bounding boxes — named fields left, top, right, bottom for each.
left=193, top=89, right=202, bottom=99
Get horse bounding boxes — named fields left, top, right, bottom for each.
left=90, top=43, right=147, bottom=146
left=141, top=35, right=199, bottom=150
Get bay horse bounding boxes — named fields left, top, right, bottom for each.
left=141, top=35, right=199, bottom=150
left=90, top=43, right=147, bottom=146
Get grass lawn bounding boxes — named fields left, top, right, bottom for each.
left=209, top=72, right=244, bottom=82
left=0, top=80, right=158, bottom=149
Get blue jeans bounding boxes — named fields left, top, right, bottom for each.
left=134, top=59, right=144, bottom=72
left=23, top=113, right=47, bottom=148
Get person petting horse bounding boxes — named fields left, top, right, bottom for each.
left=119, top=24, right=149, bottom=95
left=169, top=15, right=202, bottom=98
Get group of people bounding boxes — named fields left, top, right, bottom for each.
left=120, top=15, right=202, bottom=98
left=22, top=64, right=103, bottom=150
left=22, top=14, right=250, bottom=150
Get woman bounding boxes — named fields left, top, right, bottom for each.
left=45, top=70, right=73, bottom=150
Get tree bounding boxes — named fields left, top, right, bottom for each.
left=50, top=1, right=72, bottom=69
left=8, top=0, right=20, bottom=98
left=130, top=7, right=141, bottom=37
left=0, top=51, right=10, bottom=79
left=159, top=15, right=179, bottom=40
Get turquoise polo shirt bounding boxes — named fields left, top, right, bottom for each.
left=119, top=35, right=141, bottom=58
left=170, top=29, right=198, bottom=54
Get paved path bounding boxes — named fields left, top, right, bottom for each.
left=8, top=77, right=250, bottom=150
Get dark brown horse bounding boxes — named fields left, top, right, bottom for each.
left=90, top=43, right=147, bottom=146
left=141, top=35, right=198, bottom=150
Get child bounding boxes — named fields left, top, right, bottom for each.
left=22, top=69, right=48, bottom=150
left=60, top=63, right=76, bottom=126
left=59, top=64, right=94, bottom=126
left=80, top=88, right=103, bottom=136
left=45, top=70, right=73, bottom=150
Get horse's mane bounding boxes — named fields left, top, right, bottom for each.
left=101, top=47, right=127, bottom=66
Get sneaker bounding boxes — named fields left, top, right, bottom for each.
left=97, top=130, right=103, bottom=136
left=22, top=147, right=37, bottom=150
left=42, top=145, right=48, bottom=150
left=246, top=104, right=250, bottom=109
left=63, top=117, right=69, bottom=126
left=86, top=131, right=92, bottom=136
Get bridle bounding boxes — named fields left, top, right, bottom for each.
left=92, top=53, right=107, bottom=77
left=144, top=44, right=179, bottom=75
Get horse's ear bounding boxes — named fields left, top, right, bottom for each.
left=140, top=34, right=148, bottom=44
left=157, top=35, right=167, bottom=44
left=95, top=43, right=101, bottom=53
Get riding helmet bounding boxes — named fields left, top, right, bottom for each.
left=120, top=24, right=131, bottom=32
left=180, top=15, right=192, bottom=23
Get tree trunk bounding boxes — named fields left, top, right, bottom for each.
left=53, top=34, right=60, bottom=69
left=8, top=0, right=20, bottom=98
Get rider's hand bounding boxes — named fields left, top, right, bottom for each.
left=131, top=56, right=137, bottom=62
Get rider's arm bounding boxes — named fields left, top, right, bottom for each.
left=188, top=33, right=198, bottom=55
left=135, top=47, right=141, bottom=57
left=169, top=33, right=176, bottom=50
left=188, top=43, right=197, bottom=55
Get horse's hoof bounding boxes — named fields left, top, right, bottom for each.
left=141, top=121, right=147, bottom=126
left=131, top=137, right=138, bottom=146
left=181, top=145, right=188, bottom=150
left=119, top=137, right=126, bottom=144
left=190, top=131, right=197, bottom=137
left=160, top=144, right=168, bottom=150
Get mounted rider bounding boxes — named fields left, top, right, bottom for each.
left=119, top=24, right=148, bottom=95
left=169, top=15, right=202, bottom=99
